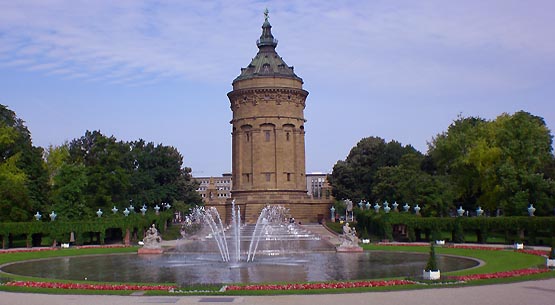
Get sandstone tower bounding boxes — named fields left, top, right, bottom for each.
left=226, top=10, right=331, bottom=223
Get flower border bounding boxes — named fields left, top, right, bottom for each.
left=5, top=281, right=176, bottom=291
left=225, top=279, right=414, bottom=291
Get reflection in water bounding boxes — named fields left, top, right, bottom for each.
left=1, top=251, right=478, bottom=285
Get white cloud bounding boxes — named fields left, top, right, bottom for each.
left=2, top=0, right=553, bottom=178
left=0, top=0, right=553, bottom=91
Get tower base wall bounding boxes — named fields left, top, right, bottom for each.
left=206, top=195, right=333, bottom=224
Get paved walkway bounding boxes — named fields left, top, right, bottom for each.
left=1, top=278, right=554, bottom=305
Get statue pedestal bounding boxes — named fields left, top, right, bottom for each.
left=336, top=245, right=363, bottom=252
left=138, top=248, right=164, bottom=255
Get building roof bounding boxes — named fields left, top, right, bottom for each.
left=232, top=9, right=303, bottom=83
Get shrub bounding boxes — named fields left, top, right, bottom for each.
left=425, top=242, right=439, bottom=271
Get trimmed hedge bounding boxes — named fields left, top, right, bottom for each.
left=355, top=209, right=555, bottom=245
left=0, top=212, right=172, bottom=249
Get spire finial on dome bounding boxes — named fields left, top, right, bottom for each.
left=257, top=8, right=277, bottom=48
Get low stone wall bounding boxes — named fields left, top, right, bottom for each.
left=206, top=198, right=332, bottom=224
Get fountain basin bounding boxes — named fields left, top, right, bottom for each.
left=0, top=251, right=479, bottom=286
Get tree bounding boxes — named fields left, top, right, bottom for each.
left=372, top=153, right=454, bottom=216
left=60, top=131, right=202, bottom=217
left=50, top=163, right=90, bottom=220
left=425, top=242, right=439, bottom=272
left=428, top=116, right=488, bottom=211
left=0, top=105, right=49, bottom=221
left=329, top=137, right=417, bottom=203
left=68, top=130, right=131, bottom=210
left=44, top=143, right=70, bottom=184
left=428, top=112, right=555, bottom=216
left=488, top=111, right=555, bottom=215
left=127, top=140, right=198, bottom=205
left=0, top=150, right=29, bottom=221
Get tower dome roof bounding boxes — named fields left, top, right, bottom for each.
left=233, top=9, right=303, bottom=83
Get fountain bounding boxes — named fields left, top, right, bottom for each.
left=186, top=200, right=316, bottom=262
left=0, top=201, right=481, bottom=285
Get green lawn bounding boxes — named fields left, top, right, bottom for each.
left=361, top=244, right=546, bottom=275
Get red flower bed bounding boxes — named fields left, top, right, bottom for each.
left=0, top=244, right=130, bottom=255
left=0, top=248, right=59, bottom=254
left=449, top=268, right=550, bottom=281
left=5, top=281, right=176, bottom=291
left=225, top=279, right=414, bottom=291
left=446, top=245, right=503, bottom=251
left=74, top=244, right=129, bottom=250
left=516, top=249, right=550, bottom=257
left=378, top=242, right=429, bottom=247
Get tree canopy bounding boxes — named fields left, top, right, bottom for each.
left=0, top=104, right=202, bottom=222
left=328, top=137, right=418, bottom=203
left=330, top=111, right=555, bottom=216
left=0, top=105, right=48, bottom=221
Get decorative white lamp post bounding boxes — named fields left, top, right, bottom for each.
left=527, top=204, right=536, bottom=216
left=414, top=204, right=421, bottom=215
left=123, top=208, right=130, bottom=217
left=457, top=206, right=465, bottom=217
left=140, top=205, right=147, bottom=215
left=49, top=211, right=57, bottom=221
left=476, top=206, right=484, bottom=216
left=34, top=211, right=42, bottom=221
left=392, top=201, right=399, bottom=212
left=96, top=209, right=103, bottom=218
left=384, top=201, right=391, bottom=213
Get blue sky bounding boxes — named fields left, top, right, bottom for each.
left=1, top=0, right=554, bottom=176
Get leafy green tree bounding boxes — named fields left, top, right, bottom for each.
left=428, top=116, right=488, bottom=211
left=68, top=130, right=131, bottom=210
left=60, top=131, right=202, bottom=217
left=329, top=137, right=417, bottom=203
left=44, top=143, right=70, bottom=184
left=372, top=153, right=454, bottom=216
left=128, top=140, right=201, bottom=206
left=50, top=163, right=90, bottom=220
left=428, top=112, right=555, bottom=216
left=487, top=111, right=555, bottom=215
left=0, top=150, right=29, bottom=221
left=0, top=105, right=49, bottom=221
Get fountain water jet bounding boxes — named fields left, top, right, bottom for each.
left=187, top=200, right=301, bottom=262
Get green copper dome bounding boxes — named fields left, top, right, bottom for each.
left=233, top=10, right=303, bottom=83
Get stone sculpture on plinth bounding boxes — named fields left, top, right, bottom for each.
left=138, top=224, right=164, bottom=254
left=336, top=222, right=363, bottom=252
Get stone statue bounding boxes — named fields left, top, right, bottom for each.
left=345, top=199, right=353, bottom=212
left=142, top=224, right=162, bottom=249
left=341, top=222, right=359, bottom=246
